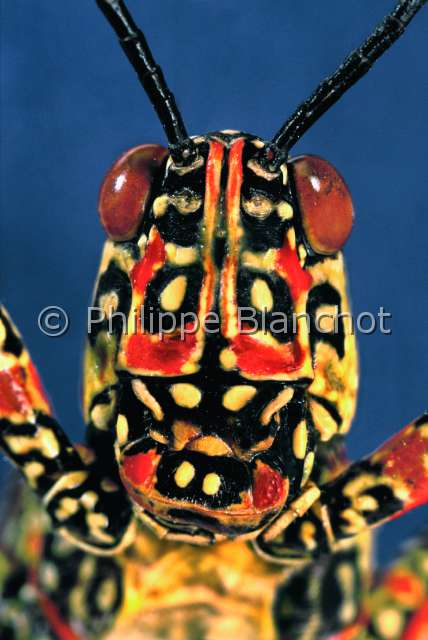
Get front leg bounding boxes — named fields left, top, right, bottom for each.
left=0, top=306, right=135, bottom=555
left=256, top=414, right=428, bottom=562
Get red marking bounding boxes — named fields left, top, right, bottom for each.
left=28, top=360, right=51, bottom=412
left=252, top=462, right=288, bottom=510
left=402, top=598, right=428, bottom=640
left=122, top=450, right=159, bottom=488
left=99, top=144, right=168, bottom=241
left=0, top=364, right=32, bottom=417
left=374, top=424, right=428, bottom=514
left=29, top=569, right=81, bottom=640
left=275, top=237, right=313, bottom=302
left=131, top=229, right=166, bottom=295
left=231, top=332, right=304, bottom=376
left=125, top=324, right=197, bottom=375
left=384, top=569, right=425, bottom=607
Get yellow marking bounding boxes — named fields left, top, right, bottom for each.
left=292, top=421, right=308, bottom=460
left=174, top=461, right=195, bottom=488
left=170, top=154, right=204, bottom=175
left=343, top=474, right=378, bottom=498
left=160, top=275, right=187, bottom=312
left=188, top=436, right=232, bottom=456
left=298, top=244, right=307, bottom=266
left=101, top=478, right=119, bottom=493
left=202, top=473, right=221, bottom=495
left=276, top=201, right=293, bottom=220
left=301, top=451, right=315, bottom=487
left=91, top=403, right=112, bottom=430
left=354, top=495, right=378, bottom=512
left=165, top=243, right=198, bottom=266
left=55, top=497, right=79, bottom=521
left=219, top=348, right=237, bottom=370
left=340, top=508, right=367, bottom=535
left=172, top=421, right=201, bottom=450
left=223, top=385, right=257, bottom=411
left=149, top=429, right=169, bottom=445
left=310, top=398, right=338, bottom=441
left=80, top=491, right=98, bottom=510
left=170, top=383, right=202, bottom=409
left=87, top=512, right=111, bottom=543
left=40, top=562, right=59, bottom=590
left=375, top=608, right=403, bottom=639
left=337, top=563, right=357, bottom=625
left=24, top=461, right=44, bottom=485
left=260, top=388, right=294, bottom=426
left=251, top=279, right=274, bottom=312
left=96, top=578, right=117, bottom=611
left=152, top=194, right=170, bottom=218
left=241, top=249, right=276, bottom=272
left=170, top=191, right=202, bottom=214
left=116, top=414, right=129, bottom=446
left=0, top=319, right=6, bottom=348
left=99, top=291, right=119, bottom=318
left=280, top=164, right=288, bottom=185
left=5, top=427, right=60, bottom=459
left=247, top=158, right=280, bottom=180
left=316, top=304, right=339, bottom=333
left=131, top=379, right=164, bottom=421
left=43, top=471, right=88, bottom=506
left=287, top=227, right=296, bottom=250
left=300, top=521, right=317, bottom=551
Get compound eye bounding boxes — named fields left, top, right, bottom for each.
left=290, top=155, right=354, bottom=255
left=99, top=144, right=168, bottom=240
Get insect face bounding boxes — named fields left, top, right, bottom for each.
left=96, top=131, right=355, bottom=539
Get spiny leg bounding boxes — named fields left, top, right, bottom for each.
left=256, top=414, right=428, bottom=562
left=0, top=306, right=134, bottom=555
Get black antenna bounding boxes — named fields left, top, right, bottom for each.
left=96, top=0, right=193, bottom=156
left=272, top=0, right=427, bottom=153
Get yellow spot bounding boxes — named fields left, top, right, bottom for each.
left=160, top=275, right=187, bottom=312
left=188, top=436, right=232, bottom=456
left=170, top=383, right=202, bottom=409
left=96, top=578, right=117, bottom=612
left=250, top=279, right=274, bottom=312
left=310, top=399, right=338, bottom=442
left=375, top=608, right=403, bottom=639
left=131, top=379, right=164, bottom=421
left=219, top=348, right=237, bottom=370
left=276, top=201, right=293, bottom=220
left=287, top=227, right=296, bottom=250
left=202, top=473, right=221, bottom=495
left=172, top=421, right=201, bottom=450
left=80, top=491, right=98, bottom=510
left=165, top=243, right=198, bottom=266
left=174, top=461, right=195, bottom=488
left=40, top=563, right=59, bottom=590
left=223, top=385, right=257, bottom=411
left=116, top=414, right=129, bottom=446
left=152, top=194, right=169, bottom=218
left=293, top=421, right=308, bottom=460
left=91, top=404, right=112, bottom=430
left=354, top=495, right=378, bottom=512
left=24, top=461, right=44, bottom=484
left=280, top=164, right=288, bottom=185
left=55, top=497, right=79, bottom=521
left=300, top=521, right=317, bottom=551
left=87, top=512, right=109, bottom=532
left=260, top=387, right=294, bottom=426
left=149, top=429, right=169, bottom=445
left=6, top=427, right=60, bottom=459
left=301, top=451, right=315, bottom=487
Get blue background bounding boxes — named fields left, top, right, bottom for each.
left=1, top=1, right=427, bottom=566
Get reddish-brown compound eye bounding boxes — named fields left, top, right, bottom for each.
left=99, top=144, right=168, bottom=241
left=290, top=155, right=354, bottom=255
